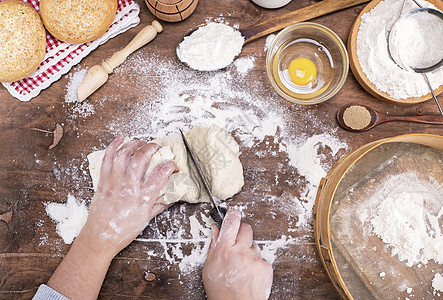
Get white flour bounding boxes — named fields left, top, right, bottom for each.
left=233, top=56, right=255, bottom=76
left=45, top=194, right=88, bottom=244
left=389, top=9, right=443, bottom=71
left=370, top=173, right=443, bottom=267
left=176, top=23, right=245, bottom=71
left=433, top=273, right=443, bottom=295
left=356, top=0, right=443, bottom=99
left=47, top=47, right=349, bottom=293
left=264, top=34, right=276, bottom=51
left=64, top=68, right=95, bottom=117
left=286, top=134, right=348, bottom=226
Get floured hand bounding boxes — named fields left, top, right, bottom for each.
left=78, top=135, right=177, bottom=258
left=203, top=210, right=273, bottom=300
left=46, top=136, right=177, bottom=300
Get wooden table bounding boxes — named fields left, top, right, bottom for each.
left=0, top=0, right=441, bottom=299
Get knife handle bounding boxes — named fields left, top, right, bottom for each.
left=210, top=206, right=227, bottom=229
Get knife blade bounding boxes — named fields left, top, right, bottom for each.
left=179, top=130, right=227, bottom=228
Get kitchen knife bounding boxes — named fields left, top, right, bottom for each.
left=179, top=130, right=227, bottom=228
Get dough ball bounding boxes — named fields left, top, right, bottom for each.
left=40, top=0, right=117, bottom=44
left=87, top=125, right=244, bottom=205
left=0, top=0, right=46, bottom=82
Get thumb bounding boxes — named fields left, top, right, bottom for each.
left=209, top=224, right=220, bottom=249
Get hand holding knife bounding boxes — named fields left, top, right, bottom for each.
left=179, top=130, right=227, bottom=228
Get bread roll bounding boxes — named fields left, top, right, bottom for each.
left=0, top=0, right=46, bottom=82
left=40, top=0, right=118, bottom=44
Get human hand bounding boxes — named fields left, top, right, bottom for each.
left=202, top=210, right=273, bottom=300
left=46, top=136, right=176, bottom=299
left=78, top=135, right=177, bottom=259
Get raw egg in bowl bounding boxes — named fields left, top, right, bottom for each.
left=266, top=22, right=349, bottom=105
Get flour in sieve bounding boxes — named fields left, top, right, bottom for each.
left=370, top=172, right=443, bottom=267
left=357, top=0, right=443, bottom=99
left=389, top=9, right=443, bottom=71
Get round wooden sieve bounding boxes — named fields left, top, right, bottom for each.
left=314, top=134, right=443, bottom=299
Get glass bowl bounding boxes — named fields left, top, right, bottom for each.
left=266, top=22, right=349, bottom=105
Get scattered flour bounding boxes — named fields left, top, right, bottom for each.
left=176, top=23, right=245, bottom=71
left=233, top=56, right=255, bottom=76
left=433, top=273, right=443, bottom=294
left=370, top=172, right=443, bottom=267
left=65, top=68, right=87, bottom=103
left=45, top=194, right=88, bottom=244
left=55, top=49, right=349, bottom=290
left=356, top=0, right=443, bottom=99
left=264, top=34, right=276, bottom=51
left=64, top=68, right=95, bottom=117
left=286, top=134, right=348, bottom=226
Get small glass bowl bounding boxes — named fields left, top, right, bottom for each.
left=266, top=22, right=349, bottom=105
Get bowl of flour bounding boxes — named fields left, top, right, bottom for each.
left=348, top=0, right=443, bottom=103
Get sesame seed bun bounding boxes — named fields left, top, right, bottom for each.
left=40, top=0, right=117, bottom=44
left=0, top=0, right=46, bottom=83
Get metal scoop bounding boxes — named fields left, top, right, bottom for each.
left=388, top=0, right=443, bottom=116
left=177, top=0, right=369, bottom=71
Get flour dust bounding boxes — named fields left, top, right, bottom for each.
left=44, top=41, right=350, bottom=296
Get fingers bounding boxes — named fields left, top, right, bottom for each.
left=126, top=143, right=160, bottom=183
left=151, top=203, right=172, bottom=217
left=211, top=224, right=220, bottom=243
left=218, top=209, right=242, bottom=246
left=113, top=139, right=145, bottom=177
left=236, top=223, right=253, bottom=248
left=100, top=135, right=125, bottom=176
left=209, top=224, right=220, bottom=249
left=141, top=160, right=177, bottom=204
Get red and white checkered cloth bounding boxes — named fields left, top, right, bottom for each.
left=1, top=0, right=140, bottom=102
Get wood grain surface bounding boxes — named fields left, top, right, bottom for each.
left=0, top=0, right=442, bottom=299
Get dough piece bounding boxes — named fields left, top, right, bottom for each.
left=185, top=124, right=244, bottom=200
left=40, top=0, right=117, bottom=44
left=0, top=0, right=46, bottom=82
left=87, top=125, right=244, bottom=204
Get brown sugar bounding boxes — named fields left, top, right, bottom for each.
left=343, top=105, right=371, bottom=130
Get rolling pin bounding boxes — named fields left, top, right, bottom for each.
left=77, top=20, right=163, bottom=102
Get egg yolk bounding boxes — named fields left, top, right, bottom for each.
left=288, top=57, right=317, bottom=86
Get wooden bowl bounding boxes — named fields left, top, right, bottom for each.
left=145, top=0, right=198, bottom=22
left=348, top=0, right=443, bottom=104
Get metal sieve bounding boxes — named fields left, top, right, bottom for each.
left=388, top=0, right=443, bottom=115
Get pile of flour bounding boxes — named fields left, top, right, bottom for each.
left=176, top=23, right=244, bottom=71
left=45, top=195, right=88, bottom=244
left=370, top=172, right=443, bottom=267
left=357, top=0, right=443, bottom=99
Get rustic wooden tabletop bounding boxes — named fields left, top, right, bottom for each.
left=0, top=0, right=442, bottom=299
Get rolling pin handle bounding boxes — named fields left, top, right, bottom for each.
left=77, top=65, right=108, bottom=102
left=152, top=20, right=163, bottom=33
left=76, top=20, right=162, bottom=102
left=106, top=21, right=163, bottom=71
left=101, top=61, right=113, bottom=74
